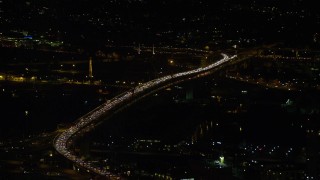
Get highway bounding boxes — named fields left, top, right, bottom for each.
left=53, top=53, right=237, bottom=178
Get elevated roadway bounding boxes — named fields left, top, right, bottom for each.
left=54, top=53, right=237, bottom=178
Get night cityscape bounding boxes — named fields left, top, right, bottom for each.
left=0, top=0, right=320, bottom=179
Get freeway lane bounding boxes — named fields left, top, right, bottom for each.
left=53, top=53, right=236, bottom=178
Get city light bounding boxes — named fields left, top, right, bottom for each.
left=54, top=54, right=236, bottom=177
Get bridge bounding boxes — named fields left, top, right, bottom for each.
left=53, top=53, right=237, bottom=178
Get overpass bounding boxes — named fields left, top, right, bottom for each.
left=53, top=53, right=237, bottom=178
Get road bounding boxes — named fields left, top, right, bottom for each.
left=53, top=53, right=237, bottom=178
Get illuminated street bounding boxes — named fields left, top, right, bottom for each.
left=53, top=54, right=236, bottom=178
